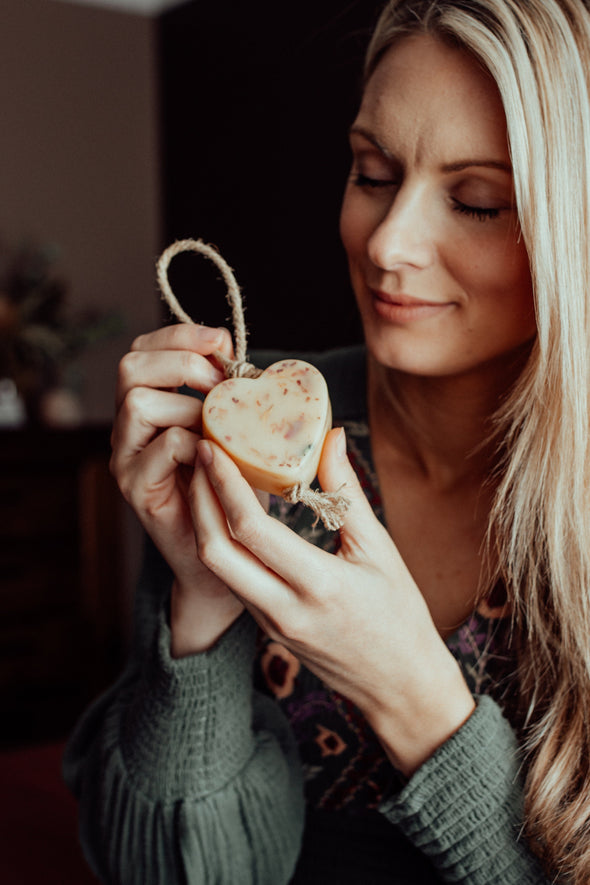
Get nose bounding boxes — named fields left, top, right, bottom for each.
left=367, top=182, right=434, bottom=272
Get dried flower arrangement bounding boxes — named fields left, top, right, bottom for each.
left=0, top=240, right=124, bottom=424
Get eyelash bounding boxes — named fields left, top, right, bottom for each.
left=451, top=199, right=500, bottom=222
left=352, top=174, right=501, bottom=222
left=353, top=173, right=391, bottom=189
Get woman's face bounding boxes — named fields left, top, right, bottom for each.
left=340, top=34, right=535, bottom=379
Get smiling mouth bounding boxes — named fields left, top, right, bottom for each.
left=374, top=290, right=445, bottom=307
left=371, top=290, right=453, bottom=322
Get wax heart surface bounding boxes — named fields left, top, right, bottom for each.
left=202, top=359, right=332, bottom=495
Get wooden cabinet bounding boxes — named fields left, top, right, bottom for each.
left=0, top=427, right=126, bottom=747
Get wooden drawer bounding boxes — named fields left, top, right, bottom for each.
left=0, top=426, right=125, bottom=747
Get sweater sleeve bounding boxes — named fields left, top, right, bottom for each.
left=63, top=542, right=304, bottom=885
left=379, top=695, right=549, bottom=884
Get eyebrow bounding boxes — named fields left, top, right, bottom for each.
left=349, top=125, right=512, bottom=174
left=441, top=159, right=512, bottom=174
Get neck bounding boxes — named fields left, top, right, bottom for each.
left=367, top=346, right=530, bottom=491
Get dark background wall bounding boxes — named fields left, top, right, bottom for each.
left=158, top=0, right=383, bottom=353
left=0, top=0, right=161, bottom=424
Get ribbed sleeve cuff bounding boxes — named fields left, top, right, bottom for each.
left=120, top=609, right=259, bottom=801
left=380, top=695, right=546, bottom=883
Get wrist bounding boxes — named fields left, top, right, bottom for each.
left=367, top=652, right=476, bottom=779
left=170, top=576, right=244, bottom=658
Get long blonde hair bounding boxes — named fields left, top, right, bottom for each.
left=365, top=0, right=590, bottom=880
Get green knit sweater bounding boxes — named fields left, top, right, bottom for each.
left=63, top=347, right=551, bottom=884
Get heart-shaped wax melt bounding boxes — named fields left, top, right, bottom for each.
left=202, top=359, right=332, bottom=495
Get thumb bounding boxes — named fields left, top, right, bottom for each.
left=317, top=427, right=379, bottom=541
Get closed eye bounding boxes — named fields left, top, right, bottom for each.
left=451, top=198, right=500, bottom=221
left=352, top=172, right=396, bottom=189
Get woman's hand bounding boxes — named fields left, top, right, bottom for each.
left=189, top=427, right=476, bottom=776
left=110, top=324, right=245, bottom=656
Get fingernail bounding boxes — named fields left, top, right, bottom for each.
left=208, top=366, right=225, bottom=386
left=336, top=427, right=347, bottom=459
left=200, top=325, right=223, bottom=343
left=198, top=439, right=213, bottom=466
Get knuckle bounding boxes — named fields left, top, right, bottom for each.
left=162, top=424, right=186, bottom=450
left=167, top=323, right=191, bottom=349
left=179, top=349, right=202, bottom=377
left=118, top=350, right=142, bottom=388
left=231, top=511, right=264, bottom=549
left=195, top=534, right=224, bottom=572
left=130, top=333, right=146, bottom=352
left=123, top=386, right=151, bottom=420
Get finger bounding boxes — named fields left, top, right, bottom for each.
left=189, top=451, right=293, bottom=610
left=116, top=348, right=224, bottom=408
left=114, top=424, right=200, bottom=510
left=131, top=324, right=234, bottom=360
left=194, top=439, right=331, bottom=595
left=317, top=427, right=391, bottom=556
left=111, top=387, right=203, bottom=469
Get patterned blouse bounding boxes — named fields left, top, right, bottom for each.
left=253, top=414, right=515, bottom=815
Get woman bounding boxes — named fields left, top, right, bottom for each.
left=64, top=1, right=590, bottom=882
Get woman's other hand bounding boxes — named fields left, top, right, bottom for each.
left=189, top=427, right=475, bottom=776
left=110, top=324, right=245, bottom=656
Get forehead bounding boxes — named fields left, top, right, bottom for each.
left=357, top=34, right=509, bottom=164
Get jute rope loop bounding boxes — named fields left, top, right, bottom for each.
left=156, top=238, right=349, bottom=530
left=157, top=238, right=261, bottom=379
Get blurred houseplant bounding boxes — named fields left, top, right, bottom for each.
left=0, top=240, right=124, bottom=425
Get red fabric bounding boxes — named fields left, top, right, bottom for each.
left=0, top=742, right=98, bottom=884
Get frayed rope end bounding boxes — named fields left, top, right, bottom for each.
left=283, top=483, right=350, bottom=531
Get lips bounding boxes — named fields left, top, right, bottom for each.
left=370, top=288, right=453, bottom=323
left=373, top=290, right=444, bottom=308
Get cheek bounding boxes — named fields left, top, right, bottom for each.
left=454, top=231, right=532, bottom=296
left=462, top=236, right=535, bottom=335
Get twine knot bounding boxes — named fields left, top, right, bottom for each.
left=218, top=356, right=262, bottom=380
left=283, top=482, right=350, bottom=531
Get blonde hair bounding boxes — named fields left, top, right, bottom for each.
left=366, top=1, right=590, bottom=880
